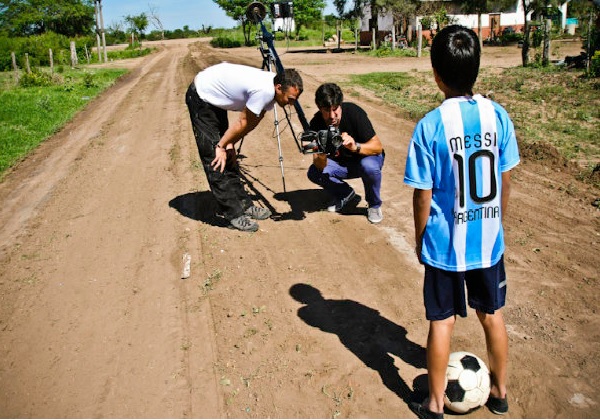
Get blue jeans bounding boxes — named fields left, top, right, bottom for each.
left=307, top=153, right=385, bottom=208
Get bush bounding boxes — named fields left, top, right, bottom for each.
left=19, top=70, right=53, bottom=87
left=501, top=31, right=523, bottom=45
left=590, top=50, right=600, bottom=78
left=210, top=36, right=242, bottom=48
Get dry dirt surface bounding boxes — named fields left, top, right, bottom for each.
left=0, top=37, right=598, bottom=418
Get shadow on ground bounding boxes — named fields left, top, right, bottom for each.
left=289, top=283, right=427, bottom=405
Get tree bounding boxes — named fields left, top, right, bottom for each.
left=286, top=0, right=326, bottom=39
left=148, top=3, right=164, bottom=40
left=213, top=0, right=252, bottom=45
left=460, top=0, right=489, bottom=48
left=520, top=0, right=539, bottom=66
left=125, top=13, right=148, bottom=47
left=379, top=0, right=420, bottom=40
left=0, top=0, right=95, bottom=37
left=334, top=0, right=386, bottom=46
left=459, top=0, right=515, bottom=48
left=519, top=0, right=561, bottom=67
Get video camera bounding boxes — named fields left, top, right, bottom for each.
left=300, top=126, right=344, bottom=157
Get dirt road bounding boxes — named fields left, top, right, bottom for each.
left=0, top=38, right=598, bottom=418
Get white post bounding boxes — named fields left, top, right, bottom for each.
left=417, top=23, right=422, bottom=57
left=372, top=28, right=376, bottom=50
left=11, top=52, right=19, bottom=83
left=70, top=41, right=78, bottom=68
left=95, top=0, right=101, bottom=62
left=99, top=0, right=107, bottom=63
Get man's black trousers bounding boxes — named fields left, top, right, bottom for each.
left=185, top=83, right=251, bottom=221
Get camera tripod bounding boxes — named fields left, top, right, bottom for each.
left=241, top=2, right=310, bottom=193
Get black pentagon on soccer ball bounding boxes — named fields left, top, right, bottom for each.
left=460, top=354, right=481, bottom=371
left=446, top=380, right=466, bottom=402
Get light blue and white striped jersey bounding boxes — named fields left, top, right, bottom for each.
left=404, top=94, right=520, bottom=271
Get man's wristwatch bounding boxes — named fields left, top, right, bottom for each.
left=355, top=143, right=361, bottom=154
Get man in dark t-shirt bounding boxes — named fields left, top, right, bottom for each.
left=307, top=83, right=385, bottom=223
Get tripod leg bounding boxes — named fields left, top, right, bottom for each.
left=272, top=105, right=286, bottom=193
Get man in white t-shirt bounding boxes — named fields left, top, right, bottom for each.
left=185, top=62, right=303, bottom=232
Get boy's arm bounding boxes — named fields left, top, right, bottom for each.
left=501, top=171, right=512, bottom=221
left=413, top=188, right=432, bottom=264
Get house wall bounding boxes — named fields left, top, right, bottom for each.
left=357, top=0, right=573, bottom=46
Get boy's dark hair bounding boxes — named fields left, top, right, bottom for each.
left=314, top=83, right=343, bottom=108
left=274, top=68, right=304, bottom=94
left=431, top=25, right=480, bottom=95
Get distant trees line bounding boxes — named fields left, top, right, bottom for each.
left=0, top=0, right=218, bottom=71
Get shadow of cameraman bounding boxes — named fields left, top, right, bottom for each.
left=289, top=283, right=426, bottom=404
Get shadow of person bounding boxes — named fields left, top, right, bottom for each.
left=289, top=283, right=426, bottom=405
left=272, top=189, right=332, bottom=220
left=168, top=191, right=229, bottom=228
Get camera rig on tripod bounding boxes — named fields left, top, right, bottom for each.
left=245, top=2, right=343, bottom=190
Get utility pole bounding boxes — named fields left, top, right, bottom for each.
left=94, top=0, right=101, bottom=62
left=95, top=0, right=107, bottom=63
left=98, top=0, right=108, bottom=63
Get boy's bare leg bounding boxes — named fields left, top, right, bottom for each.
left=477, top=310, right=508, bottom=399
left=426, top=316, right=456, bottom=414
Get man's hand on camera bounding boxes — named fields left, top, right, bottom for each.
left=341, top=133, right=358, bottom=152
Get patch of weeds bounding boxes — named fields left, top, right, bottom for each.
left=252, top=305, right=266, bottom=314
left=243, top=327, right=258, bottom=338
left=82, top=71, right=96, bottom=88
left=20, top=252, right=40, bottom=260
left=169, top=143, right=180, bottom=163
left=36, top=94, right=52, bottom=112
left=17, top=274, right=38, bottom=286
left=264, top=318, right=273, bottom=331
left=180, top=339, right=191, bottom=351
left=201, top=268, right=222, bottom=294
left=225, top=388, right=239, bottom=406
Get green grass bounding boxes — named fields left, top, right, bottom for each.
left=0, top=67, right=127, bottom=176
left=1, top=45, right=598, bottom=185
left=349, top=67, right=600, bottom=174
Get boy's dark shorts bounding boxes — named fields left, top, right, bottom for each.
left=423, top=256, right=506, bottom=321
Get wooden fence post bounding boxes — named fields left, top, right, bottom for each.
left=417, top=23, right=422, bottom=58
left=49, top=48, right=54, bottom=74
left=11, top=52, right=19, bottom=83
left=70, top=41, right=78, bottom=68
left=25, top=53, right=31, bottom=73
left=371, top=28, right=376, bottom=50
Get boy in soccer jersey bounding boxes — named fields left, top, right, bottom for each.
left=186, top=63, right=303, bottom=232
left=403, top=25, right=520, bottom=419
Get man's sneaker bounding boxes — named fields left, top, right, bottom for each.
left=367, top=206, right=383, bottom=224
left=409, top=401, right=444, bottom=419
left=229, top=215, right=258, bottom=232
left=327, top=190, right=361, bottom=212
left=486, top=395, right=508, bottom=415
left=245, top=205, right=272, bottom=220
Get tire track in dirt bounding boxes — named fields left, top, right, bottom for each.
left=0, top=39, right=222, bottom=417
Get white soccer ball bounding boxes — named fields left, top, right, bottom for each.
left=444, top=351, right=491, bottom=414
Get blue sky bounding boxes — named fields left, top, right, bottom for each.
left=101, top=0, right=337, bottom=31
